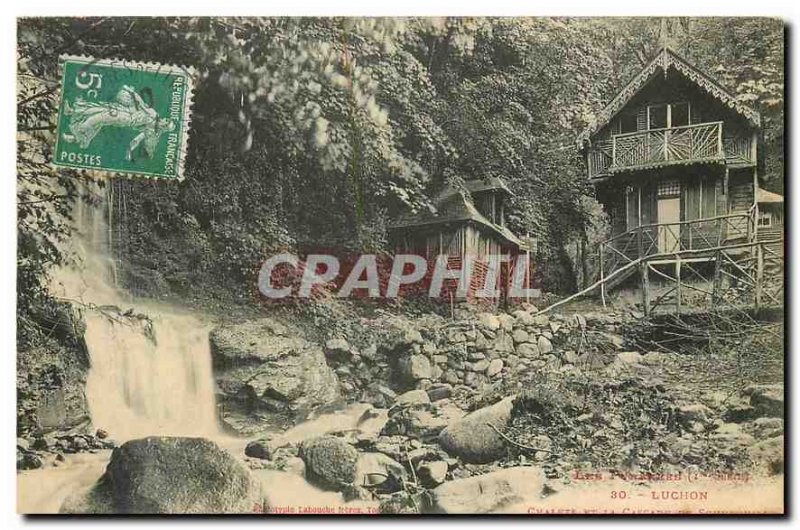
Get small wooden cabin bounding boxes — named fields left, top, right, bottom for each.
left=389, top=178, right=534, bottom=300
left=578, top=47, right=770, bottom=259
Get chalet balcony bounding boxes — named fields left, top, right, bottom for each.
left=587, top=121, right=754, bottom=178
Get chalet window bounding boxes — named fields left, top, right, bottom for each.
left=657, top=179, right=681, bottom=198
left=685, top=178, right=717, bottom=220
left=646, top=102, right=691, bottom=130
left=671, top=102, right=690, bottom=127
left=648, top=104, right=668, bottom=130
left=619, top=112, right=638, bottom=134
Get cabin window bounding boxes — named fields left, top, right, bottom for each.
left=758, top=212, right=773, bottom=227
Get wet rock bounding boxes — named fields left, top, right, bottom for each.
left=417, top=460, right=448, bottom=487
left=426, top=466, right=543, bottom=514
left=17, top=452, right=43, bottom=470
left=245, top=439, right=273, bottom=460
left=399, top=355, right=432, bottom=381
left=32, top=433, right=56, bottom=451
left=61, top=437, right=263, bottom=514
left=72, top=436, right=89, bottom=452
left=210, top=319, right=340, bottom=434
left=438, top=397, right=514, bottom=463
left=299, top=436, right=359, bottom=491
left=355, top=452, right=407, bottom=493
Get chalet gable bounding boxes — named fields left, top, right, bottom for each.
left=578, top=47, right=760, bottom=148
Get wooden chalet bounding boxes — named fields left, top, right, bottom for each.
left=576, top=47, right=783, bottom=313
left=389, top=178, right=534, bottom=301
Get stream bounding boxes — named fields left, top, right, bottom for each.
left=17, top=181, right=381, bottom=514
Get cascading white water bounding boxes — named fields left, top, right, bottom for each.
left=50, top=180, right=219, bottom=441
left=83, top=311, right=218, bottom=440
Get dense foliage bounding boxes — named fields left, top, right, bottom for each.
left=17, top=17, right=785, bottom=315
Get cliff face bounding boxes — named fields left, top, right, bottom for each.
left=17, top=303, right=91, bottom=436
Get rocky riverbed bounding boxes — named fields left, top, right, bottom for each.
left=17, top=303, right=785, bottom=514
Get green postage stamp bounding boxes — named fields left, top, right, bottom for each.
left=53, top=55, right=194, bottom=180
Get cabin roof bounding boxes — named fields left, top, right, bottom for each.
left=463, top=177, right=514, bottom=196
left=577, top=47, right=761, bottom=147
left=757, top=188, right=784, bottom=204
left=390, top=183, right=529, bottom=250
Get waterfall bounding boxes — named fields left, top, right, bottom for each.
left=50, top=180, right=219, bottom=441
left=83, top=311, right=219, bottom=440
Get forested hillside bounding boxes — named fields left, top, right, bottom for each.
left=18, top=17, right=784, bottom=323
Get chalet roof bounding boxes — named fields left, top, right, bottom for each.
left=756, top=188, right=784, bottom=204
left=390, top=184, right=529, bottom=251
left=577, top=47, right=761, bottom=147
left=463, top=177, right=514, bottom=196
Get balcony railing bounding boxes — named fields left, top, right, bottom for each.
left=598, top=210, right=757, bottom=278
left=587, top=121, right=754, bottom=178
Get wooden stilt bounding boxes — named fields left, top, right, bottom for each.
left=641, top=261, right=650, bottom=316
left=755, top=242, right=764, bottom=310
left=675, top=256, right=682, bottom=313
left=599, top=245, right=607, bottom=308
left=712, top=249, right=722, bottom=308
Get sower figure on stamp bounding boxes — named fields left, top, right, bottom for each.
left=61, top=84, right=175, bottom=160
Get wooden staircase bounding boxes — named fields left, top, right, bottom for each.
left=538, top=209, right=784, bottom=316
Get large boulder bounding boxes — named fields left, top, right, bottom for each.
left=746, top=384, right=784, bottom=418
left=748, top=435, right=784, bottom=475
left=298, top=436, right=359, bottom=491
left=61, top=437, right=263, bottom=514
left=438, top=397, right=514, bottom=463
left=210, top=319, right=341, bottom=434
left=425, top=467, right=543, bottom=514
